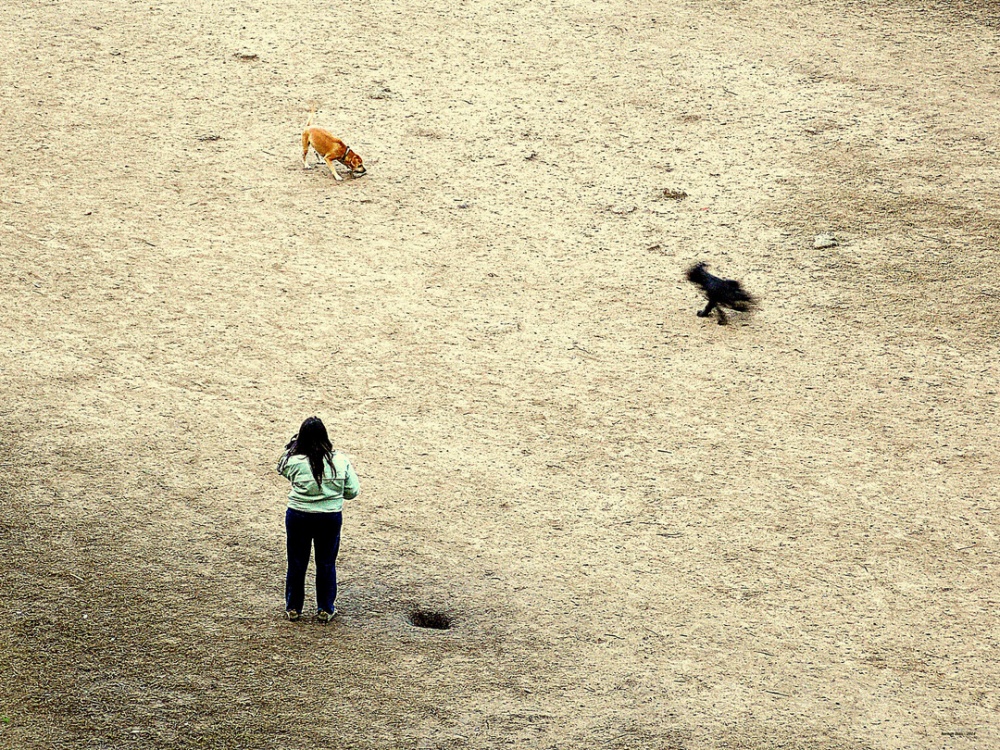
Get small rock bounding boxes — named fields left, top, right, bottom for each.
left=814, top=234, right=838, bottom=248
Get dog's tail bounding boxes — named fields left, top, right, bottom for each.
left=304, top=100, right=319, bottom=128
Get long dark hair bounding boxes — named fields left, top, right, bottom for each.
left=289, top=416, right=337, bottom=486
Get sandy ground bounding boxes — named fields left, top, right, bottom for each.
left=1, top=0, right=999, bottom=748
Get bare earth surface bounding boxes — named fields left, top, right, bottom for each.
left=2, top=0, right=999, bottom=748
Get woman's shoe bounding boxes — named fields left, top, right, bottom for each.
left=316, top=608, right=337, bottom=623
left=285, top=610, right=301, bottom=622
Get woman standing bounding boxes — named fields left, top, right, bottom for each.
left=277, top=416, right=360, bottom=622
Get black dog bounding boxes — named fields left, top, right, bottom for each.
left=686, top=262, right=755, bottom=325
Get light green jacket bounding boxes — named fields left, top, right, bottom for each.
left=277, top=450, right=359, bottom=513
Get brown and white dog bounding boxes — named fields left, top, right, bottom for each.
left=301, top=109, right=366, bottom=180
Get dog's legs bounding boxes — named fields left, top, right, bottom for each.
left=716, top=307, right=729, bottom=325
left=302, top=132, right=312, bottom=169
left=324, top=156, right=344, bottom=180
left=697, top=300, right=716, bottom=318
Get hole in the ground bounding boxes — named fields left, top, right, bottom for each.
left=408, top=609, right=452, bottom=630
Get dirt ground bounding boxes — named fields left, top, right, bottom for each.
left=1, top=0, right=998, bottom=748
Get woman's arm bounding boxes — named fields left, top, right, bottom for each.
left=276, top=434, right=298, bottom=474
left=342, top=459, right=360, bottom=500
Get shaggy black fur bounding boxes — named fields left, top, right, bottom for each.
left=685, top=262, right=755, bottom=325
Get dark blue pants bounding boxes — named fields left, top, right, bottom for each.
left=285, top=508, right=343, bottom=615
